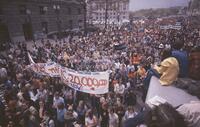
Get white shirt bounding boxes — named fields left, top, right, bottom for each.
left=0, top=68, right=7, bottom=78
left=115, top=62, right=121, bottom=69
left=124, top=111, right=138, bottom=120
left=85, top=116, right=96, bottom=127
left=53, top=97, right=65, bottom=108
left=114, top=84, right=125, bottom=94
left=109, top=113, right=119, bottom=127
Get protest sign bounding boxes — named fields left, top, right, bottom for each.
left=27, top=54, right=109, bottom=94
left=28, top=62, right=60, bottom=77
left=61, top=68, right=109, bottom=94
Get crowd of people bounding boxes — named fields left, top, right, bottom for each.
left=0, top=15, right=200, bottom=127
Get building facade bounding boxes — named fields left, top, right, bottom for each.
left=0, top=0, right=84, bottom=42
left=87, top=0, right=130, bottom=25
left=187, top=0, right=200, bottom=16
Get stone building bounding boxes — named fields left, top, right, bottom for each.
left=87, top=0, right=130, bottom=25
left=0, top=0, right=84, bottom=43
left=187, top=0, right=200, bottom=16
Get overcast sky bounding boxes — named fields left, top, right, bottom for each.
left=129, top=0, right=190, bottom=11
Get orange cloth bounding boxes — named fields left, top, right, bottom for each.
left=132, top=55, right=141, bottom=65
left=128, top=71, right=136, bottom=78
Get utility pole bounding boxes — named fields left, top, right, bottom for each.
left=83, top=0, right=87, bottom=36
left=26, top=9, right=34, bottom=41
left=78, top=0, right=87, bottom=36
left=53, top=5, right=61, bottom=39
left=105, top=0, right=108, bottom=29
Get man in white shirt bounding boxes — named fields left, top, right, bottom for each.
left=114, top=82, right=125, bottom=95
left=53, top=92, right=65, bottom=109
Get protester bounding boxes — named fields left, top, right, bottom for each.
left=85, top=109, right=98, bottom=127
left=172, top=39, right=189, bottom=78
left=108, top=107, right=119, bottom=127
left=143, top=49, right=179, bottom=87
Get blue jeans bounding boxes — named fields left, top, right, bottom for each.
left=143, top=68, right=160, bottom=89
left=142, top=69, right=160, bottom=101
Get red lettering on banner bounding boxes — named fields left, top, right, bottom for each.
left=74, top=76, right=81, bottom=85
left=87, top=78, right=93, bottom=87
left=93, top=78, right=99, bottom=87
left=48, top=66, right=59, bottom=74
left=68, top=74, right=73, bottom=82
left=67, top=74, right=107, bottom=87
left=99, top=80, right=107, bottom=86
left=81, top=77, right=88, bottom=86
left=60, top=70, right=68, bottom=83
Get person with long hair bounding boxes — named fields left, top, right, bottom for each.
left=85, top=109, right=98, bottom=127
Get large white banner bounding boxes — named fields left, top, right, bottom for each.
left=61, top=68, right=109, bottom=94
left=160, top=24, right=181, bottom=30
left=27, top=62, right=109, bottom=94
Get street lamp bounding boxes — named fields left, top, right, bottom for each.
left=53, top=5, right=61, bottom=39
left=26, top=9, right=31, bottom=25
left=26, top=9, right=34, bottom=40
left=78, top=0, right=88, bottom=36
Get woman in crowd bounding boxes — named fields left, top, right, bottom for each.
left=108, top=107, right=119, bottom=127
left=124, top=106, right=138, bottom=121
left=85, top=109, right=98, bottom=127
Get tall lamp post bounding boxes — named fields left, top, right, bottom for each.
left=53, top=5, right=61, bottom=39
left=105, top=0, right=108, bottom=29
left=26, top=9, right=34, bottom=40
left=78, top=0, right=88, bottom=36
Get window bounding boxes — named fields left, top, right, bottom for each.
left=53, top=5, right=60, bottom=13
left=19, top=5, right=27, bottom=14
left=68, top=7, right=71, bottom=15
left=77, top=8, right=81, bottom=15
left=39, top=6, right=47, bottom=15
